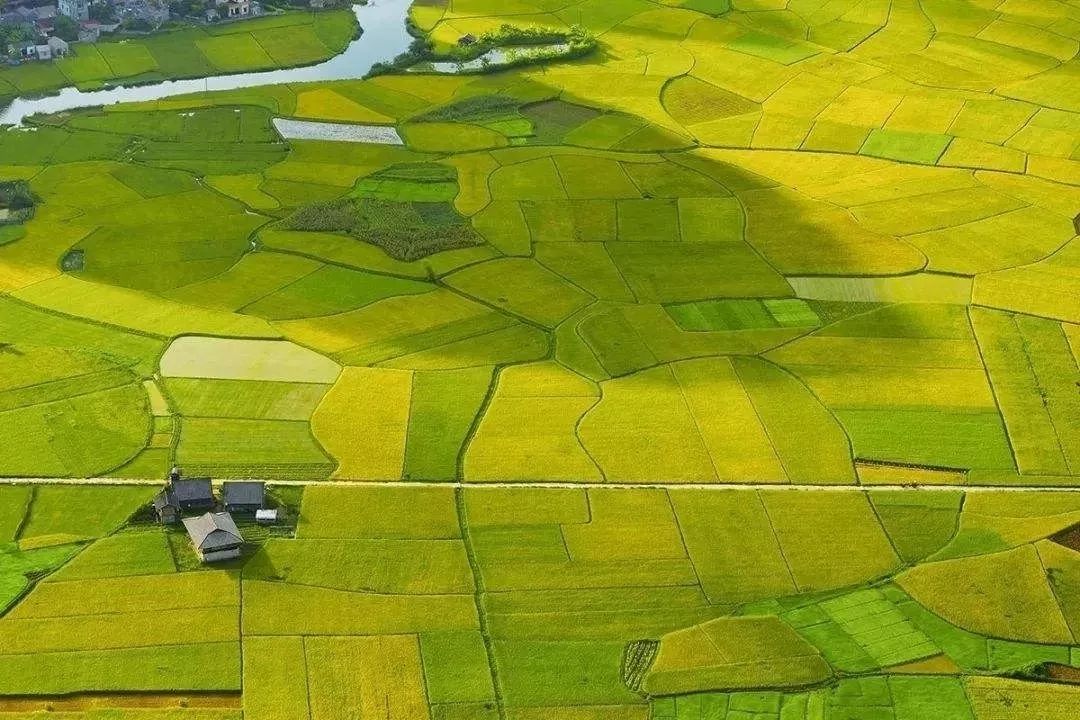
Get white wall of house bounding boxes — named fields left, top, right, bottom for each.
left=200, top=547, right=241, bottom=562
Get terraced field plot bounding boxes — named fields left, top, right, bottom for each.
left=0, top=484, right=1079, bottom=718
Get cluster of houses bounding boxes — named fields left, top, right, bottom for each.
left=1, top=1, right=73, bottom=60
left=153, top=467, right=277, bottom=563
left=1, top=0, right=260, bottom=63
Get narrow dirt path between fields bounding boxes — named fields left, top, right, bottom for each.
left=0, top=693, right=240, bottom=711
left=0, top=477, right=1078, bottom=492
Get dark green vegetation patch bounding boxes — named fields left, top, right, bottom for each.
left=0, top=180, right=37, bottom=225
left=284, top=198, right=482, bottom=262
left=284, top=163, right=481, bottom=261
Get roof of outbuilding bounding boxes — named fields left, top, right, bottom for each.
left=152, top=489, right=175, bottom=511
left=222, top=481, right=265, bottom=506
left=182, top=512, right=243, bottom=551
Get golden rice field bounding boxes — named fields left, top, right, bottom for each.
left=0, top=0, right=1078, bottom=715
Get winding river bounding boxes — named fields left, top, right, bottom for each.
left=0, top=0, right=413, bottom=125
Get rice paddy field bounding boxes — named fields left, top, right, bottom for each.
left=0, top=484, right=1079, bottom=718
left=0, top=0, right=1076, bottom=485
left=0, top=0, right=1079, bottom=715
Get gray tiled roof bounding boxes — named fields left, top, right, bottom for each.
left=183, top=512, right=243, bottom=552
left=222, top=481, right=265, bottom=507
left=171, top=479, right=214, bottom=505
left=152, top=489, right=172, bottom=511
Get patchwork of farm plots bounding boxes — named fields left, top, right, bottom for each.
left=0, top=0, right=1077, bottom=485
left=3, top=484, right=1080, bottom=719
left=0, top=10, right=357, bottom=98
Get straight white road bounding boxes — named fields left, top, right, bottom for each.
left=0, top=477, right=1077, bottom=492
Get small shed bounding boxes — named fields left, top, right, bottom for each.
left=222, top=481, right=265, bottom=513
left=152, top=489, right=180, bottom=524
left=255, top=508, right=279, bottom=525
left=183, top=512, right=244, bottom=562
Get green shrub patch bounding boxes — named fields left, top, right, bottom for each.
left=0, top=180, right=37, bottom=225
left=284, top=197, right=483, bottom=261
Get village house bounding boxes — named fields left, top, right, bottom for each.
left=46, top=34, right=67, bottom=54
left=205, top=0, right=250, bottom=19
left=31, top=3, right=55, bottom=33
left=16, top=39, right=63, bottom=61
left=153, top=473, right=215, bottom=524
left=183, top=511, right=244, bottom=562
left=222, top=481, right=265, bottom=514
left=0, top=4, right=52, bottom=35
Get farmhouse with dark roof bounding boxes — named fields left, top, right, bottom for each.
left=222, top=481, right=265, bottom=514
left=183, top=511, right=244, bottom=563
left=153, top=476, right=215, bottom=524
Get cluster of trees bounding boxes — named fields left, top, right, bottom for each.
left=0, top=181, right=38, bottom=223
left=53, top=15, right=79, bottom=40
left=167, top=0, right=210, bottom=18
left=369, top=22, right=596, bottom=77
left=90, top=1, right=118, bottom=22
left=0, top=22, right=36, bottom=54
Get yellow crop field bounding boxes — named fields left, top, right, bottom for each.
left=898, top=544, right=1074, bottom=644
left=643, top=616, right=830, bottom=695
left=294, top=88, right=394, bottom=123
left=306, top=636, right=428, bottom=720
left=465, top=362, right=601, bottom=482
left=312, top=366, right=412, bottom=480
left=2, top=0, right=1080, bottom=712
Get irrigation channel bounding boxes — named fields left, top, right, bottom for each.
left=0, top=0, right=413, bottom=125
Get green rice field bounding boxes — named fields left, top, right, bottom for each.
left=0, top=0, right=1078, bottom=714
